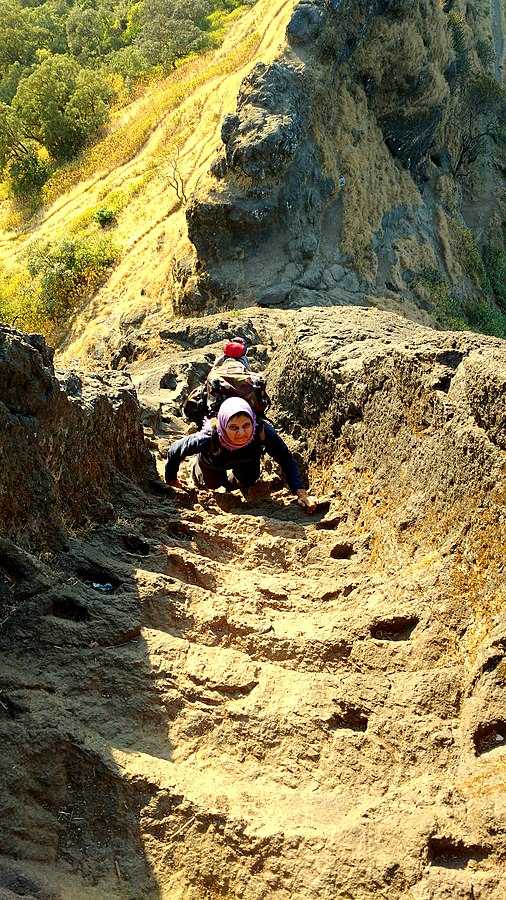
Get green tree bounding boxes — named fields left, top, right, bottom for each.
left=446, top=72, right=506, bottom=176
left=137, top=0, right=213, bottom=68
left=444, top=12, right=506, bottom=176
left=105, top=45, right=149, bottom=84
left=13, top=54, right=113, bottom=160
left=0, top=62, right=27, bottom=104
left=66, top=5, right=113, bottom=63
left=0, top=101, right=30, bottom=168
left=123, top=0, right=143, bottom=44
left=29, top=0, right=69, bottom=55
left=108, top=0, right=133, bottom=48
left=0, top=100, right=49, bottom=195
left=0, top=0, right=38, bottom=71
left=6, top=144, right=50, bottom=196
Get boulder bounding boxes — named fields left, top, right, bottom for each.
left=0, top=327, right=151, bottom=549
left=258, top=283, right=292, bottom=307
left=286, top=1, right=326, bottom=47
left=222, top=62, right=306, bottom=180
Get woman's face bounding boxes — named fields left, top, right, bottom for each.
left=225, top=413, right=254, bottom=447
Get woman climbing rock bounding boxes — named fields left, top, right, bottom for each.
left=165, top=397, right=316, bottom=511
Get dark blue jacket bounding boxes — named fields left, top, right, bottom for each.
left=165, top=421, right=303, bottom=492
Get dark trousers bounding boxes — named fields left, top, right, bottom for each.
left=192, top=456, right=261, bottom=490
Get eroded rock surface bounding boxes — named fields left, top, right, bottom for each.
left=0, top=326, right=152, bottom=550
left=1, top=309, right=505, bottom=899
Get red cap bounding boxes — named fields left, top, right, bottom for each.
left=224, top=339, right=246, bottom=358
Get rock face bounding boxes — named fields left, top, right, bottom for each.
left=286, top=0, right=326, bottom=46
left=0, top=326, right=151, bottom=549
left=187, top=55, right=334, bottom=283
left=1, top=309, right=505, bottom=899
left=184, top=0, right=503, bottom=320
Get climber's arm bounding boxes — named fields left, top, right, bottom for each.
left=262, top=423, right=316, bottom=511
left=165, top=432, right=211, bottom=484
left=262, top=423, right=304, bottom=493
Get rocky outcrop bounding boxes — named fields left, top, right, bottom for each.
left=269, top=307, right=506, bottom=506
left=187, top=56, right=334, bottom=276
left=0, top=326, right=151, bottom=550
left=286, top=0, right=326, bottom=46
left=184, top=0, right=503, bottom=325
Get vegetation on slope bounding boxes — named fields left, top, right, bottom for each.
left=0, top=23, right=261, bottom=338
left=310, top=0, right=506, bottom=338
left=0, top=0, right=504, bottom=344
left=0, top=0, right=252, bottom=198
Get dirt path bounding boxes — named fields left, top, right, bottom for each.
left=0, top=418, right=441, bottom=898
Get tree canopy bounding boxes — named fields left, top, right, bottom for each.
left=13, top=53, right=113, bottom=159
left=0, top=0, right=246, bottom=194
left=137, top=0, right=213, bottom=67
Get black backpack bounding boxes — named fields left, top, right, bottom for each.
left=183, top=356, right=271, bottom=428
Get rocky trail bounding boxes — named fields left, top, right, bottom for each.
left=1, top=307, right=505, bottom=899
left=1, top=0, right=506, bottom=894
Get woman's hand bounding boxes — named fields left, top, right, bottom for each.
left=296, top=489, right=317, bottom=512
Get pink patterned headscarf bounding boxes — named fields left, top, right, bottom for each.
left=214, top=397, right=256, bottom=451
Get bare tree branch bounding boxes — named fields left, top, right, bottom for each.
left=167, top=153, right=188, bottom=204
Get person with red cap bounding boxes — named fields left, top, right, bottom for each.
left=215, top=336, right=251, bottom=370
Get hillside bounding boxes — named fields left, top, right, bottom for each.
left=0, top=0, right=295, bottom=360
left=0, top=0, right=505, bottom=365
left=64, top=0, right=506, bottom=361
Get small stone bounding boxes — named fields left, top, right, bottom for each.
left=330, top=264, right=346, bottom=282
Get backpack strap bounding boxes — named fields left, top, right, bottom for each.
left=208, top=418, right=220, bottom=452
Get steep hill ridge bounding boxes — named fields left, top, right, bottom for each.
left=185, top=0, right=504, bottom=312
left=0, top=0, right=297, bottom=366
left=52, top=0, right=506, bottom=369
left=1, top=308, right=505, bottom=899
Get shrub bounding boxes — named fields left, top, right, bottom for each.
left=417, top=272, right=506, bottom=338
left=0, top=270, right=46, bottom=334
left=460, top=294, right=506, bottom=338
left=449, top=221, right=490, bottom=288
left=94, top=206, right=117, bottom=227
left=26, top=234, right=119, bottom=324
left=6, top=144, right=50, bottom=197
